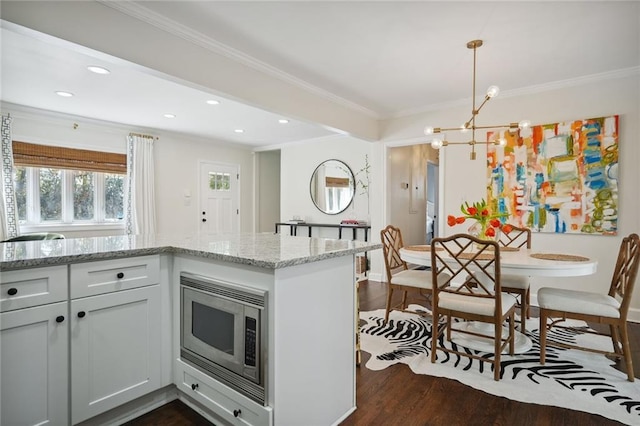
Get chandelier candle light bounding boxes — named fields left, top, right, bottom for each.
left=424, top=40, right=531, bottom=160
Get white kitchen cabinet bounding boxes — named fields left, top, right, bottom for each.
left=70, top=284, right=162, bottom=424
left=0, top=256, right=163, bottom=426
left=1, top=301, right=69, bottom=426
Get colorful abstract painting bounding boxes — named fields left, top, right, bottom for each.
left=486, top=115, right=618, bottom=235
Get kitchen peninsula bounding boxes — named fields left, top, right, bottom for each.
left=0, top=233, right=381, bottom=426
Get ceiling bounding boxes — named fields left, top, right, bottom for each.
left=1, top=1, right=638, bottom=148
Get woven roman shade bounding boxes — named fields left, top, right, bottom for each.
left=12, top=141, right=126, bottom=174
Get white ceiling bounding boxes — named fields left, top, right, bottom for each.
left=1, top=1, right=639, bottom=147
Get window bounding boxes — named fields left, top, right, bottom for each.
left=15, top=167, right=125, bottom=226
left=12, top=141, right=126, bottom=230
left=209, top=172, right=230, bottom=191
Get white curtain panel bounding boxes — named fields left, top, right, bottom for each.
left=125, top=133, right=156, bottom=235
left=1, top=114, right=19, bottom=241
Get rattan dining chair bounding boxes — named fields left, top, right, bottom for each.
left=539, top=233, right=640, bottom=382
left=498, top=225, right=532, bottom=332
left=380, top=225, right=432, bottom=324
left=430, top=233, right=516, bottom=381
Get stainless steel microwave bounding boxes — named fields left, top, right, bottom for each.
left=180, top=272, right=267, bottom=405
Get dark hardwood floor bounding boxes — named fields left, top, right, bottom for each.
left=127, top=280, right=638, bottom=426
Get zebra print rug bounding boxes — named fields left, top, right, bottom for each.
left=359, top=306, right=640, bottom=425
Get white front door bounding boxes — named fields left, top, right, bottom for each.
left=199, top=161, right=239, bottom=233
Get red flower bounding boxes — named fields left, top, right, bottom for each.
left=455, top=216, right=465, bottom=224
left=481, top=209, right=489, bottom=217
left=467, top=206, right=478, bottom=216
left=485, top=227, right=496, bottom=237
left=447, top=215, right=457, bottom=226
left=502, top=224, right=514, bottom=234
left=490, top=218, right=501, bottom=228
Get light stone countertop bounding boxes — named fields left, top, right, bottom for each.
left=0, top=232, right=382, bottom=271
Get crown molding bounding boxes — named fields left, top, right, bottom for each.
left=391, top=66, right=640, bottom=120
left=98, top=1, right=379, bottom=119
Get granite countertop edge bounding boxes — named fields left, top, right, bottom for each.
left=0, top=242, right=382, bottom=271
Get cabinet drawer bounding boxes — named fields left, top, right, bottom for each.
left=177, top=360, right=272, bottom=426
left=70, top=255, right=160, bottom=298
left=1, top=266, right=68, bottom=312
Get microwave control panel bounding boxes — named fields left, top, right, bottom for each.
left=245, top=317, right=257, bottom=367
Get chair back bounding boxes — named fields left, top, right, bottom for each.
left=499, top=225, right=531, bottom=249
left=610, top=233, right=640, bottom=318
left=2, top=233, right=65, bottom=242
left=380, top=225, right=408, bottom=281
left=430, top=233, right=503, bottom=315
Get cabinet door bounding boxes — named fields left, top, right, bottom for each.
left=1, top=302, right=69, bottom=426
left=71, top=285, right=161, bottom=424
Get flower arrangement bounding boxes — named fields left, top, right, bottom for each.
left=447, top=199, right=513, bottom=239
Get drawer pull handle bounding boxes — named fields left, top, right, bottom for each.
left=233, top=409, right=242, bottom=418
left=77, top=311, right=86, bottom=318
left=191, top=383, right=199, bottom=391
left=7, top=288, right=18, bottom=296
left=56, top=315, right=65, bottom=323
left=116, top=272, right=124, bottom=279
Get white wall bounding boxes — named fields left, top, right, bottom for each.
left=379, top=73, right=640, bottom=320
left=3, top=104, right=255, bottom=237
left=255, top=150, right=281, bottom=233
left=280, top=136, right=372, bottom=239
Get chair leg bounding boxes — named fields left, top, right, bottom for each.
left=509, top=312, right=515, bottom=355
left=355, top=280, right=361, bottom=366
left=494, top=319, right=502, bottom=381
left=401, top=290, right=408, bottom=309
left=540, top=309, right=547, bottom=364
left=525, top=288, right=531, bottom=319
left=619, top=323, right=635, bottom=382
left=384, top=287, right=394, bottom=324
left=520, top=293, right=527, bottom=334
left=610, top=324, right=623, bottom=356
left=431, top=313, right=440, bottom=364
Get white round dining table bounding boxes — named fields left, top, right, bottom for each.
left=399, top=245, right=598, bottom=354
left=400, top=247, right=598, bottom=278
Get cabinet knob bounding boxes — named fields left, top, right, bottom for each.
left=56, top=315, right=65, bottom=323
left=191, top=383, right=199, bottom=391
left=233, top=409, right=242, bottom=418
left=116, top=272, right=124, bottom=279
left=77, top=311, right=86, bottom=318
left=202, top=218, right=207, bottom=222
left=7, top=287, right=18, bottom=296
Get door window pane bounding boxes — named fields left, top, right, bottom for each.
left=209, top=172, right=230, bottom=191
left=39, top=168, right=62, bottom=221
left=105, top=174, right=124, bottom=220
left=73, top=171, right=95, bottom=220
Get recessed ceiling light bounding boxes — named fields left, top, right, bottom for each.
left=87, top=65, right=110, bottom=74
left=278, top=119, right=289, bottom=124
left=234, top=129, right=244, bottom=133
left=163, top=113, right=176, bottom=119
left=55, top=91, right=74, bottom=97
left=206, top=100, right=220, bottom=105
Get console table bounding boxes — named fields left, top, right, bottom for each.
left=274, top=222, right=371, bottom=241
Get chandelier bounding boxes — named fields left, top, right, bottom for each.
left=424, top=40, right=530, bottom=160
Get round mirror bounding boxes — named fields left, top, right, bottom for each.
left=310, top=159, right=355, bottom=215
